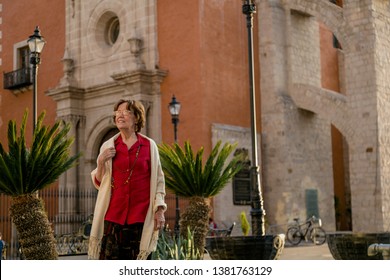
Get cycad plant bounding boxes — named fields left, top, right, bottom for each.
left=0, top=111, right=80, bottom=259
left=158, top=140, right=242, bottom=256
left=152, top=227, right=201, bottom=260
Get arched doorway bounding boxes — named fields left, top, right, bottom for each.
left=99, top=128, right=119, bottom=147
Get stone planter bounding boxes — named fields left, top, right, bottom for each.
left=327, top=231, right=390, bottom=260
left=205, top=234, right=285, bottom=260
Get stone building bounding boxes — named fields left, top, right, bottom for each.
left=256, top=0, right=390, bottom=233
left=1, top=0, right=389, bottom=258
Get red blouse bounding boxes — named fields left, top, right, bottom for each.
left=104, top=134, right=151, bottom=225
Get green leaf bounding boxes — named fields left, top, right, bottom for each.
left=158, top=140, right=242, bottom=198
left=0, top=110, right=81, bottom=196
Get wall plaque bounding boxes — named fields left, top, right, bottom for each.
left=233, top=170, right=251, bottom=205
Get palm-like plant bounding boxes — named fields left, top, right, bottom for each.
left=152, top=227, right=201, bottom=260
left=158, top=140, right=242, bottom=256
left=0, top=111, right=80, bottom=259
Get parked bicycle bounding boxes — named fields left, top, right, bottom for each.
left=286, top=216, right=326, bottom=245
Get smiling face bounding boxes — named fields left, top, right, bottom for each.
left=115, top=102, right=136, bottom=133
left=113, top=99, right=146, bottom=133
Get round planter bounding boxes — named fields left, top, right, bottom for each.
left=205, top=234, right=285, bottom=260
left=327, top=231, right=390, bottom=260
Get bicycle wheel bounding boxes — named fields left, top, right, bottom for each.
left=286, top=227, right=302, bottom=245
left=310, top=227, right=326, bottom=245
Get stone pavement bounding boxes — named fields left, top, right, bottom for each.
left=203, top=241, right=334, bottom=260
left=203, top=242, right=334, bottom=260
left=59, top=242, right=334, bottom=260
left=278, top=242, right=334, bottom=260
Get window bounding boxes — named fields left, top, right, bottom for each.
left=3, top=45, right=32, bottom=90
left=89, top=10, right=122, bottom=56
left=105, top=17, right=120, bottom=46
left=18, top=46, right=30, bottom=69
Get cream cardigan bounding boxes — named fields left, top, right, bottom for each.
left=88, top=133, right=167, bottom=260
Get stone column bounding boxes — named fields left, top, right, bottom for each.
left=56, top=114, right=85, bottom=234
left=342, top=0, right=390, bottom=231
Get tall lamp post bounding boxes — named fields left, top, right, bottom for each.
left=242, top=0, right=266, bottom=236
left=27, top=26, right=46, bottom=132
left=168, top=95, right=181, bottom=237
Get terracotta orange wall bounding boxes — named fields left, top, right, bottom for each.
left=158, top=0, right=259, bottom=154
left=201, top=1, right=258, bottom=144
left=0, top=0, right=65, bottom=145
left=320, top=24, right=340, bottom=92
left=320, top=23, right=347, bottom=229
left=0, top=0, right=65, bottom=244
left=158, top=0, right=202, bottom=148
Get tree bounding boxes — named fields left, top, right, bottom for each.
left=0, top=111, right=80, bottom=259
left=158, top=140, right=241, bottom=256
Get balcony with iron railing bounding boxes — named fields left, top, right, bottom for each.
left=3, top=67, right=33, bottom=90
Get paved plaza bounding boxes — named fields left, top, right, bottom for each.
left=58, top=242, right=334, bottom=260
left=279, top=243, right=333, bottom=260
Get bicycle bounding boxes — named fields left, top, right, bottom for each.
left=286, top=216, right=327, bottom=246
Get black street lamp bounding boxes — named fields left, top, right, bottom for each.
left=168, top=95, right=181, bottom=237
left=27, top=26, right=46, bottom=132
left=242, top=0, right=266, bottom=236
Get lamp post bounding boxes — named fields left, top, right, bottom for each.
left=27, top=26, right=46, bottom=132
left=168, top=95, right=181, bottom=238
left=242, top=0, right=266, bottom=236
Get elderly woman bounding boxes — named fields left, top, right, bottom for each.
left=88, top=99, right=166, bottom=260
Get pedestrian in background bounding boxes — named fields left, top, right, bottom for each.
left=0, top=232, right=6, bottom=260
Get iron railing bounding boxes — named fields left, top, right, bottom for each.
left=0, top=191, right=186, bottom=259
left=55, top=215, right=92, bottom=256
left=3, top=67, right=32, bottom=90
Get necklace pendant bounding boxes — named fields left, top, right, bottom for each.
left=112, top=144, right=140, bottom=189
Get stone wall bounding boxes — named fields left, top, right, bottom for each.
left=211, top=123, right=261, bottom=235
left=258, top=0, right=335, bottom=231
left=257, top=0, right=390, bottom=232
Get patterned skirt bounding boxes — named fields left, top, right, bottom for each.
left=99, top=221, right=148, bottom=260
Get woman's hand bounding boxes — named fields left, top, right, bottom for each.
left=95, top=147, right=116, bottom=183
left=154, top=207, right=165, bottom=230
left=98, top=147, right=116, bottom=166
